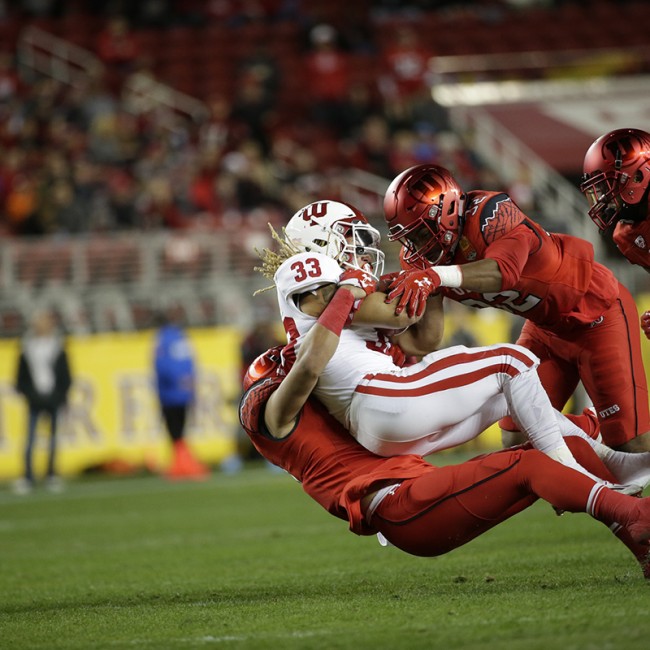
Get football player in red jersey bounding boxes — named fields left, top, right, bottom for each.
left=581, top=128, right=650, bottom=339
left=239, top=267, right=650, bottom=576
left=383, top=163, right=650, bottom=453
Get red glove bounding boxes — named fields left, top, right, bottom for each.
left=386, top=268, right=441, bottom=318
left=338, top=268, right=377, bottom=297
left=641, top=310, right=650, bottom=340
left=613, top=220, right=650, bottom=268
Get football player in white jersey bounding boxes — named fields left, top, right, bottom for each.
left=256, top=200, right=649, bottom=490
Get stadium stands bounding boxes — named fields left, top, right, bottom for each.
left=1, top=1, right=648, bottom=335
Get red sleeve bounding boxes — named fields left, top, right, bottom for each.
left=612, top=220, right=650, bottom=268
left=484, top=224, right=541, bottom=290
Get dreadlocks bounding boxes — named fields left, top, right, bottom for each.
left=253, top=224, right=301, bottom=295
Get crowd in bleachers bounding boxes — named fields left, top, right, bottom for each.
left=2, top=0, right=646, bottom=240
left=0, top=0, right=520, bottom=239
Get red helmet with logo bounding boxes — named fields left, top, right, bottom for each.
left=383, top=164, right=465, bottom=267
left=242, top=346, right=285, bottom=391
left=581, top=128, right=650, bottom=231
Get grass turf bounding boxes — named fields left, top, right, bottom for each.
left=1, top=459, right=648, bottom=650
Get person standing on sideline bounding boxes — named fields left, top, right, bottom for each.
left=14, top=309, right=72, bottom=494
left=153, top=310, right=209, bottom=481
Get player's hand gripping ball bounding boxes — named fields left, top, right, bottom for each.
left=338, top=268, right=377, bottom=297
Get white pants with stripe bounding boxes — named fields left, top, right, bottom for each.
left=348, top=343, right=570, bottom=459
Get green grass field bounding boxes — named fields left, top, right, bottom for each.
left=1, top=459, right=649, bottom=650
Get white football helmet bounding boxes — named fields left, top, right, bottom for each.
left=284, top=200, right=385, bottom=279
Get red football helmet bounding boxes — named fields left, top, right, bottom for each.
left=242, top=345, right=285, bottom=391
left=383, top=164, right=465, bottom=267
left=580, top=128, right=650, bottom=231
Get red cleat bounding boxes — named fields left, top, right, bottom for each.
left=165, top=440, right=210, bottom=481
left=626, top=497, right=650, bottom=546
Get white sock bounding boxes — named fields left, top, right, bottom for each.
left=553, top=409, right=650, bottom=488
left=588, top=447, right=650, bottom=489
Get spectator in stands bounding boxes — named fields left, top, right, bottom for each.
left=153, top=308, right=209, bottom=481
left=378, top=25, right=436, bottom=129
left=379, top=24, right=432, bottom=107
left=0, top=52, right=20, bottom=106
left=4, top=173, right=40, bottom=235
left=388, top=128, right=421, bottom=175
left=105, top=169, right=138, bottom=229
left=345, top=114, right=394, bottom=178
left=13, top=309, right=72, bottom=495
left=39, top=178, right=86, bottom=234
left=303, top=23, right=351, bottom=135
left=96, top=15, right=141, bottom=92
left=237, top=44, right=281, bottom=110
left=198, top=93, right=235, bottom=155
left=220, top=139, right=279, bottom=213
left=132, top=0, right=173, bottom=27
left=230, top=73, right=277, bottom=155
left=138, top=175, right=188, bottom=230
left=69, top=158, right=109, bottom=231
left=338, top=81, right=381, bottom=139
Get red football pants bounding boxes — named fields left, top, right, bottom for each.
left=371, top=438, right=626, bottom=558
left=505, top=283, right=650, bottom=448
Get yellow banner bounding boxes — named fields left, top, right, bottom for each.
left=0, top=328, right=242, bottom=480
left=3, top=300, right=649, bottom=480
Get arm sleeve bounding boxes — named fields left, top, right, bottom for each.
left=612, top=220, right=650, bottom=268
left=484, top=224, right=541, bottom=290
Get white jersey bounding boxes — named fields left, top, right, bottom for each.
left=274, top=251, right=400, bottom=427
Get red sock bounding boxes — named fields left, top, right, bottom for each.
left=564, top=409, right=601, bottom=441
left=564, top=436, right=650, bottom=567
left=563, top=437, right=640, bottom=527
left=590, top=486, right=639, bottom=528
left=516, top=448, right=636, bottom=525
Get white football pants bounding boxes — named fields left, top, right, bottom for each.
left=348, top=343, right=575, bottom=462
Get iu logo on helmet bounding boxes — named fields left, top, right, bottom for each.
left=300, top=202, right=328, bottom=222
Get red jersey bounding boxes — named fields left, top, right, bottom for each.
left=239, top=376, right=435, bottom=535
left=403, top=191, right=619, bottom=330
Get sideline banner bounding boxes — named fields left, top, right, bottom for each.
left=3, top=304, right=646, bottom=480
left=0, top=328, right=241, bottom=480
